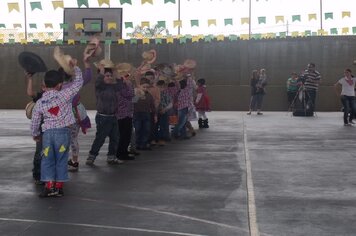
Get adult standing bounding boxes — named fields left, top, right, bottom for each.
left=302, top=63, right=321, bottom=113
left=286, top=72, right=299, bottom=107
left=334, top=69, right=356, bottom=126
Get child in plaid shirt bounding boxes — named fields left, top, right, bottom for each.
left=31, top=66, right=83, bottom=197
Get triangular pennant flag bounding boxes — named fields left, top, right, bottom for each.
left=125, top=22, right=133, bottom=28
left=0, top=33, right=4, bottom=38
left=80, top=39, right=87, bottom=44
left=279, top=32, right=286, bottom=38
left=317, top=29, right=325, bottom=35
left=120, top=0, right=132, bottom=4
left=342, top=11, right=351, bottom=18
left=20, top=39, right=28, bottom=45
left=216, top=35, right=225, bottom=41
left=157, top=21, right=166, bottom=28
left=45, top=23, right=53, bottom=28
left=44, top=39, right=51, bottom=45
left=228, top=34, right=238, bottom=41
left=275, top=16, right=284, bottom=24
left=291, top=31, right=299, bottom=37
left=38, top=32, right=44, bottom=38
left=325, top=12, right=333, bottom=20
left=130, top=38, right=137, bottom=44
left=330, top=28, right=338, bottom=35
left=241, top=17, right=249, bottom=25
left=77, top=0, right=89, bottom=7
left=185, top=34, right=192, bottom=39
left=30, top=2, right=42, bottom=11
left=191, top=20, right=199, bottom=27
left=192, top=36, right=199, bottom=43
left=308, top=14, right=317, bottom=21
left=141, top=0, right=153, bottom=4
left=142, top=38, right=150, bottom=44
left=204, top=35, right=212, bottom=42
left=29, top=23, right=37, bottom=29
left=252, top=34, right=261, bottom=39
left=107, top=22, right=117, bottom=30
left=155, top=38, right=162, bottom=44
left=13, top=24, right=22, bottom=28
left=8, top=3, right=20, bottom=12
left=258, top=17, right=266, bottom=24
left=0, top=24, right=5, bottom=28
left=173, top=20, right=182, bottom=28
left=179, top=37, right=187, bottom=44
left=141, top=21, right=150, bottom=28
left=9, top=39, right=16, bottom=44
left=240, top=34, right=249, bottom=40
left=304, top=30, right=311, bottom=36
left=60, top=23, right=68, bottom=29
left=267, top=33, right=276, bottom=38
left=118, top=39, right=125, bottom=44
left=75, top=23, right=84, bottom=30
left=208, top=19, right=216, bottom=27
left=342, top=27, right=349, bottom=34
left=292, top=15, right=301, bottom=22
left=52, top=1, right=64, bottom=10
left=68, top=39, right=75, bottom=45
left=33, top=39, right=40, bottom=44
left=0, top=39, right=4, bottom=44
left=164, top=0, right=176, bottom=3
left=98, top=0, right=110, bottom=7
left=224, top=18, right=233, bottom=26
left=353, top=27, right=356, bottom=35
left=166, top=37, right=174, bottom=43
left=105, top=39, right=112, bottom=45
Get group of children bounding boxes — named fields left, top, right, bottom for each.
left=26, top=47, right=211, bottom=198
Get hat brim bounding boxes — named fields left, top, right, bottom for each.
left=25, top=101, right=36, bottom=119
left=18, top=52, right=47, bottom=74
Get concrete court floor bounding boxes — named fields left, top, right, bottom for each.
left=0, top=110, right=355, bottom=236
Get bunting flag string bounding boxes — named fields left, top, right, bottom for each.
left=8, top=3, right=20, bottom=12
left=30, top=2, right=42, bottom=11
left=52, top=1, right=64, bottom=10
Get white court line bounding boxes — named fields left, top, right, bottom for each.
left=0, top=217, right=205, bottom=236
left=242, top=116, right=260, bottom=236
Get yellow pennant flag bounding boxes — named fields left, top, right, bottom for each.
left=173, top=20, right=182, bottom=28
left=267, top=33, right=276, bottom=38
left=317, top=29, right=325, bottom=35
left=20, top=39, right=27, bottom=44
left=44, top=39, right=51, bottom=45
left=0, top=39, right=4, bottom=44
left=308, top=14, right=317, bottom=21
left=68, top=39, right=75, bottom=45
left=8, top=3, right=20, bottom=12
left=75, top=23, right=84, bottom=30
left=241, top=17, right=249, bottom=25
left=142, top=38, right=150, bottom=44
left=166, top=37, right=174, bottom=43
left=291, top=31, right=299, bottom=37
left=107, top=22, right=117, bottom=30
left=118, top=39, right=125, bottom=44
left=13, top=24, right=22, bottom=28
left=38, top=32, right=44, bottom=38
left=216, top=35, right=225, bottom=41
left=192, top=36, right=200, bottom=42
left=342, top=27, right=349, bottom=34
left=45, top=23, right=53, bottom=28
left=141, top=0, right=153, bottom=4
left=98, top=0, right=110, bottom=6
left=52, top=1, right=64, bottom=9
left=141, top=21, right=150, bottom=28
left=0, top=34, right=4, bottom=38
left=342, top=11, right=351, bottom=18
left=136, top=33, right=143, bottom=39
left=208, top=19, right=216, bottom=27
left=275, top=16, right=284, bottom=24
left=240, top=34, right=249, bottom=40
left=197, top=34, right=204, bottom=40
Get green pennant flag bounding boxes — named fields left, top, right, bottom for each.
left=353, top=27, right=356, bottom=34
left=56, top=39, right=63, bottom=45
left=190, top=20, right=199, bottom=27
left=164, top=0, right=176, bottom=3
left=77, top=0, right=89, bottom=8
left=252, top=34, right=261, bottom=39
left=91, top=23, right=100, bottom=30
left=48, top=32, right=53, bottom=36
left=179, top=37, right=187, bottom=44
left=32, top=39, right=40, bottom=44
left=155, top=38, right=162, bottom=44
left=130, top=38, right=137, bottom=44
left=105, top=39, right=112, bottom=45
left=228, top=34, right=238, bottom=41
left=29, top=23, right=37, bottom=29
left=60, top=23, right=69, bottom=29
left=330, top=28, right=338, bottom=34
left=258, top=17, right=266, bottom=24
left=279, top=32, right=286, bottom=38
left=204, top=35, right=213, bottom=42
left=125, top=22, right=133, bottom=28
left=157, top=21, right=166, bottom=28
left=185, top=34, right=192, bottom=39
left=120, top=0, right=132, bottom=4
left=224, top=18, right=233, bottom=26
left=305, top=30, right=311, bottom=36
left=311, top=31, right=317, bottom=36
left=80, top=39, right=87, bottom=44
left=292, top=15, right=301, bottom=22
left=9, top=39, right=15, bottom=44
left=325, top=12, right=333, bottom=20
left=30, top=2, right=42, bottom=11
left=0, top=24, right=5, bottom=28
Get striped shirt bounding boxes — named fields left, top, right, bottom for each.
left=31, top=67, right=83, bottom=137
left=303, top=69, right=321, bottom=91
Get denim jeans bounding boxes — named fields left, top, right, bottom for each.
left=305, top=89, right=317, bottom=111
left=250, top=94, right=264, bottom=110
left=89, top=114, right=118, bottom=158
left=156, top=112, right=170, bottom=140
left=33, top=136, right=42, bottom=180
left=133, top=112, right=151, bottom=148
left=173, top=107, right=188, bottom=138
left=341, top=95, right=355, bottom=124
left=41, top=127, right=70, bottom=182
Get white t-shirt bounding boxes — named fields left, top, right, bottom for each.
left=337, top=77, right=356, bottom=96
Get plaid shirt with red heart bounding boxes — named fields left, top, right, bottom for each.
left=31, top=67, right=83, bottom=137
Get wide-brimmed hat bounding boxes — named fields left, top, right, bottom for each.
left=94, top=59, right=115, bottom=69
left=53, top=46, right=75, bottom=75
left=18, top=51, right=47, bottom=74
left=84, top=37, right=102, bottom=57
left=25, top=101, right=35, bottom=119
left=116, top=63, right=134, bottom=77
left=183, top=59, right=197, bottom=70
left=142, top=49, right=157, bottom=64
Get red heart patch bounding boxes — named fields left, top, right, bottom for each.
left=48, top=106, right=60, bottom=116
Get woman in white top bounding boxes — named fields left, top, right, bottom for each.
left=334, top=68, right=356, bottom=126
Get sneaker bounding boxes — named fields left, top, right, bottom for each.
left=107, top=157, right=124, bottom=165
left=246, top=111, right=251, bottom=115
left=85, top=158, right=95, bottom=166
left=257, top=112, right=263, bottom=115
left=55, top=188, right=64, bottom=197
left=344, top=123, right=352, bottom=126
left=128, top=149, right=140, bottom=156
left=68, top=160, right=79, bottom=172
left=39, top=187, right=57, bottom=198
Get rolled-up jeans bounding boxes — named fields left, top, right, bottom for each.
left=341, top=95, right=355, bottom=124
left=173, top=107, right=188, bottom=138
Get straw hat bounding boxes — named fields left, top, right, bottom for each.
left=25, top=101, right=35, bottom=119
left=84, top=37, right=102, bottom=57
left=18, top=51, right=47, bottom=74
left=116, top=63, right=134, bottom=77
left=94, top=59, right=115, bottom=69
left=142, top=49, right=157, bottom=64
left=183, top=59, right=197, bottom=70
left=53, top=46, right=75, bottom=75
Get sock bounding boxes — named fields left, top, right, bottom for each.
left=55, top=182, right=63, bottom=189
